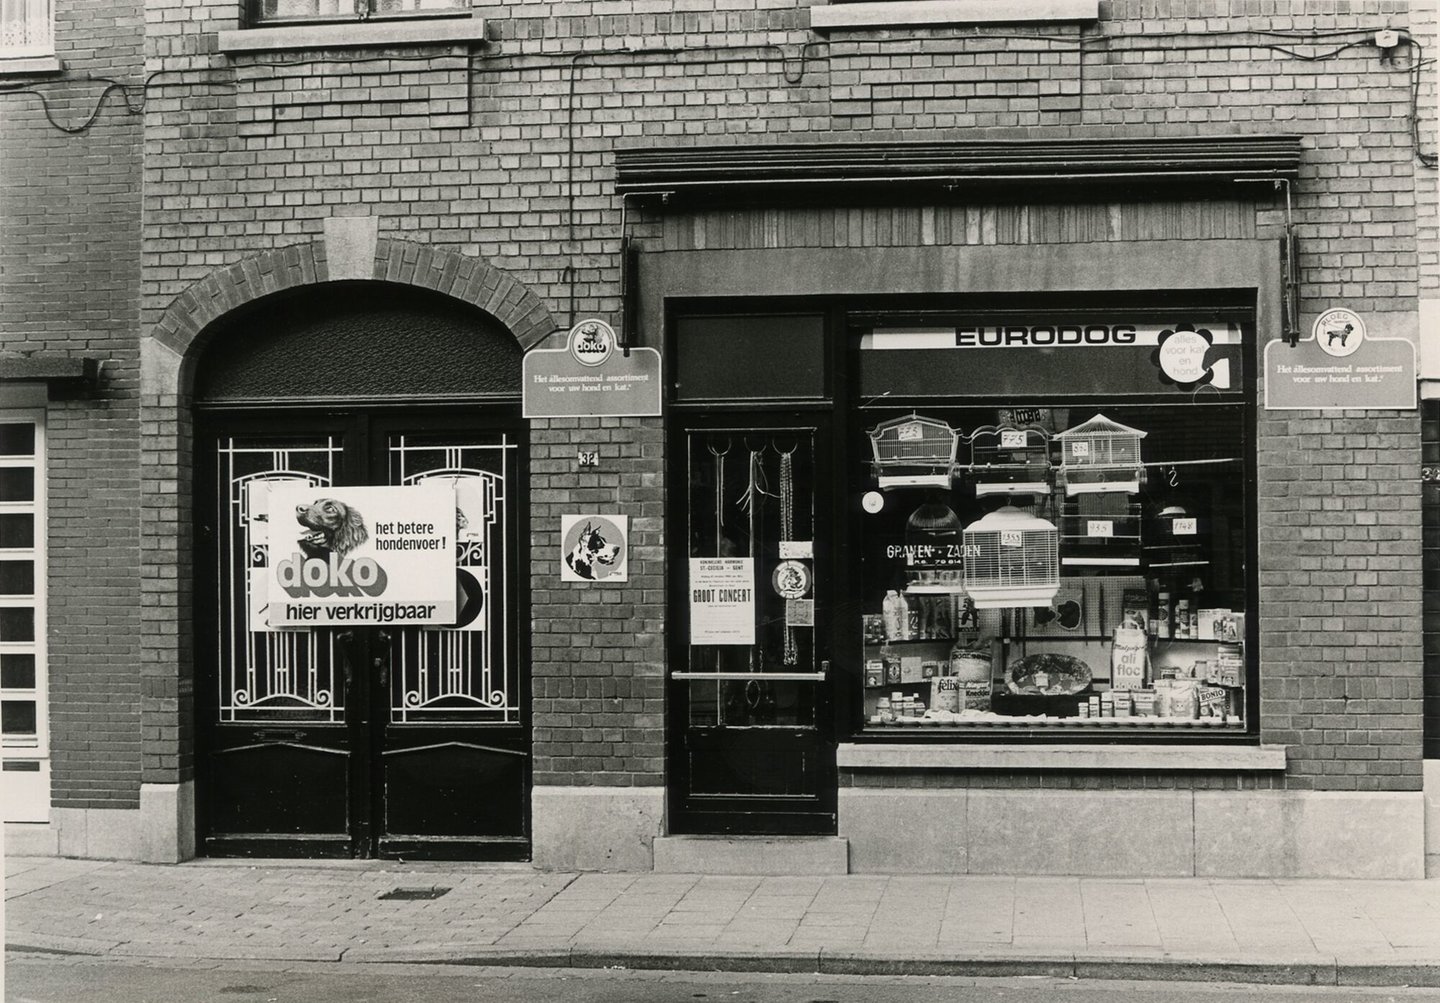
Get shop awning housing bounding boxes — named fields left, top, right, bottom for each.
left=614, top=136, right=1304, bottom=205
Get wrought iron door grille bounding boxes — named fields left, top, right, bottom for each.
left=388, top=435, right=520, bottom=725
left=217, top=437, right=345, bottom=723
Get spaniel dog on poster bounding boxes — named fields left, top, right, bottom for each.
left=295, top=498, right=368, bottom=560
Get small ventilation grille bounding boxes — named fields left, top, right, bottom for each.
left=377, top=886, right=451, bottom=901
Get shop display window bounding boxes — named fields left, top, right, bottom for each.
left=856, top=403, right=1250, bottom=732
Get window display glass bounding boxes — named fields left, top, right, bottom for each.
left=856, top=402, right=1250, bottom=731
left=851, top=308, right=1253, bottom=734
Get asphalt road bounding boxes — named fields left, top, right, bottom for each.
left=6, top=959, right=1440, bottom=1003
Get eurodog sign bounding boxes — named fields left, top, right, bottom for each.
left=262, top=483, right=457, bottom=627
left=523, top=319, right=662, bottom=419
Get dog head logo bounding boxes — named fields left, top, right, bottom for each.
left=563, top=518, right=624, bottom=581
left=295, top=498, right=368, bottom=559
left=569, top=319, right=615, bottom=368
left=279, top=497, right=386, bottom=599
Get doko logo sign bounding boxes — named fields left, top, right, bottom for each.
left=260, top=482, right=457, bottom=627
left=523, top=317, right=662, bottom=419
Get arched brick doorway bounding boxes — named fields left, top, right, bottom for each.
left=140, top=237, right=556, bottom=860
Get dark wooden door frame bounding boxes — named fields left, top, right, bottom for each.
left=194, top=406, right=530, bottom=860
left=664, top=411, right=839, bottom=836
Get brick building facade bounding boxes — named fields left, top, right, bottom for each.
left=3, top=0, right=1439, bottom=876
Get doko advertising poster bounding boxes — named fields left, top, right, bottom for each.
left=258, top=482, right=457, bottom=627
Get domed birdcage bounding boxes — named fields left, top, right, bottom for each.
left=1054, top=413, right=1146, bottom=496
left=903, top=501, right=965, bottom=594
left=961, top=506, right=1060, bottom=609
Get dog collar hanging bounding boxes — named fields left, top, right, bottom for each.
left=779, top=447, right=797, bottom=666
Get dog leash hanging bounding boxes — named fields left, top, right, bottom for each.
left=779, top=446, right=797, bottom=666
left=707, top=440, right=729, bottom=556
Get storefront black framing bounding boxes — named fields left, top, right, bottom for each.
left=665, top=292, right=1260, bottom=747
left=648, top=236, right=1281, bottom=756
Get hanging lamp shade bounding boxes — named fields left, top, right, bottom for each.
left=962, top=506, right=1060, bottom=609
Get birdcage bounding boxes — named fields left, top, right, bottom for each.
left=1054, top=414, right=1146, bottom=496
left=1143, top=501, right=1208, bottom=571
left=903, top=502, right=965, bottom=593
left=966, top=425, right=1051, bottom=497
left=1059, top=494, right=1142, bottom=568
left=962, top=506, right=1060, bottom=608
left=867, top=413, right=962, bottom=490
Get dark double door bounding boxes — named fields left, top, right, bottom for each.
left=196, top=410, right=528, bottom=859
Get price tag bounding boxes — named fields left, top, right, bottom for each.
left=1071, top=442, right=1091, bottom=458
left=1000, top=430, right=1026, bottom=449
left=1086, top=519, right=1114, bottom=538
left=1000, top=530, right=1024, bottom=548
left=1172, top=517, right=1198, bottom=536
left=779, top=540, right=814, bottom=559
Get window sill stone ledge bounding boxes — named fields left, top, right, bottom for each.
left=0, top=56, right=63, bottom=76
left=810, top=0, right=1099, bottom=31
left=837, top=742, right=1287, bottom=772
left=217, top=16, right=486, bottom=55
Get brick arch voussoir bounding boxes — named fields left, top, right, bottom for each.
left=372, top=238, right=557, bottom=351
left=153, top=239, right=557, bottom=365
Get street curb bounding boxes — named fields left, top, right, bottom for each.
left=5, top=934, right=121, bottom=956
left=12, top=939, right=1440, bottom=986
left=412, top=949, right=1440, bottom=987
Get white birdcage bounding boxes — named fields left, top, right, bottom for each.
left=966, top=425, right=1051, bottom=497
left=867, top=413, right=962, bottom=490
left=962, top=506, right=1060, bottom=608
left=1054, top=414, right=1147, bottom=496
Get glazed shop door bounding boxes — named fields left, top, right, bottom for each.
left=197, top=412, right=528, bottom=859
left=667, top=420, right=837, bottom=835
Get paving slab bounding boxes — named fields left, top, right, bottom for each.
left=8, top=856, right=1440, bottom=986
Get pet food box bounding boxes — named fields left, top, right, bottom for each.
left=931, top=675, right=961, bottom=714
left=961, top=681, right=991, bottom=713
left=900, top=655, right=924, bottom=683
left=865, top=660, right=885, bottom=689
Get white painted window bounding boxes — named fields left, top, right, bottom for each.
left=0, top=412, right=48, bottom=822
left=0, top=0, right=52, bottom=58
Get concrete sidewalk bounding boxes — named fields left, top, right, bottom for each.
left=7, top=855, right=1440, bottom=986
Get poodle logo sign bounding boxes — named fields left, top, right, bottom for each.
left=1264, top=308, right=1416, bottom=410
left=261, top=482, right=457, bottom=627
left=524, top=319, right=662, bottom=419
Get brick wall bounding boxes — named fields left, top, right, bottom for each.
left=529, top=417, right=666, bottom=786
left=79, top=0, right=1435, bottom=803
left=1, top=0, right=146, bottom=809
